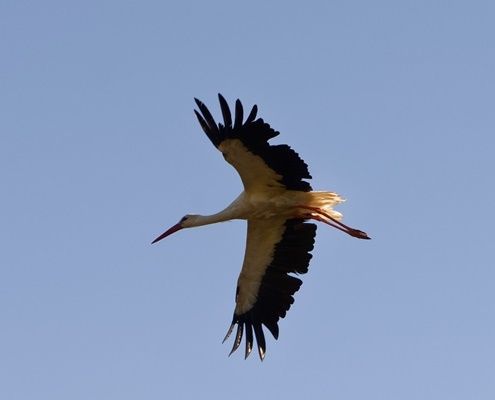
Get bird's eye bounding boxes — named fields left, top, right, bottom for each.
left=179, top=215, right=189, bottom=223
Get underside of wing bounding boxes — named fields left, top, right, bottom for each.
left=223, top=218, right=317, bottom=360
left=194, top=94, right=312, bottom=192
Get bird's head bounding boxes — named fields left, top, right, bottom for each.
left=151, top=214, right=198, bottom=244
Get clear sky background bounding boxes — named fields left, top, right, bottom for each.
left=1, top=1, right=494, bottom=399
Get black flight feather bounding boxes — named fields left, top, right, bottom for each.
left=224, top=219, right=317, bottom=360
left=194, top=94, right=312, bottom=192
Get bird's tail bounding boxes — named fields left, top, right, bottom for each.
left=307, top=191, right=345, bottom=220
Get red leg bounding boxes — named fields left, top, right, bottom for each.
left=295, top=206, right=370, bottom=240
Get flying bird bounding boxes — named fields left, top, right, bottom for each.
left=152, top=94, right=370, bottom=360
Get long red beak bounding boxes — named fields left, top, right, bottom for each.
left=151, top=223, right=183, bottom=244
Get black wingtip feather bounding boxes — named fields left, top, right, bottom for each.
left=246, top=104, right=258, bottom=123
left=218, top=93, right=232, bottom=129
left=253, top=323, right=266, bottom=361
left=234, top=99, right=244, bottom=129
left=222, top=322, right=235, bottom=344
left=244, top=321, right=254, bottom=359
left=194, top=110, right=222, bottom=147
left=228, top=324, right=243, bottom=357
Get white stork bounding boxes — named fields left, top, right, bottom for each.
left=153, top=94, right=370, bottom=360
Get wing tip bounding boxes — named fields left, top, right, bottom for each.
left=223, top=316, right=269, bottom=361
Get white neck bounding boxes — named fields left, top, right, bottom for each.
left=183, top=194, right=246, bottom=228
left=184, top=208, right=239, bottom=228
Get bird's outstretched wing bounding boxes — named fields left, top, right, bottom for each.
left=223, top=218, right=317, bottom=360
left=194, top=94, right=312, bottom=192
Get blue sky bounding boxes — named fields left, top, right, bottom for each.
left=1, top=1, right=494, bottom=399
